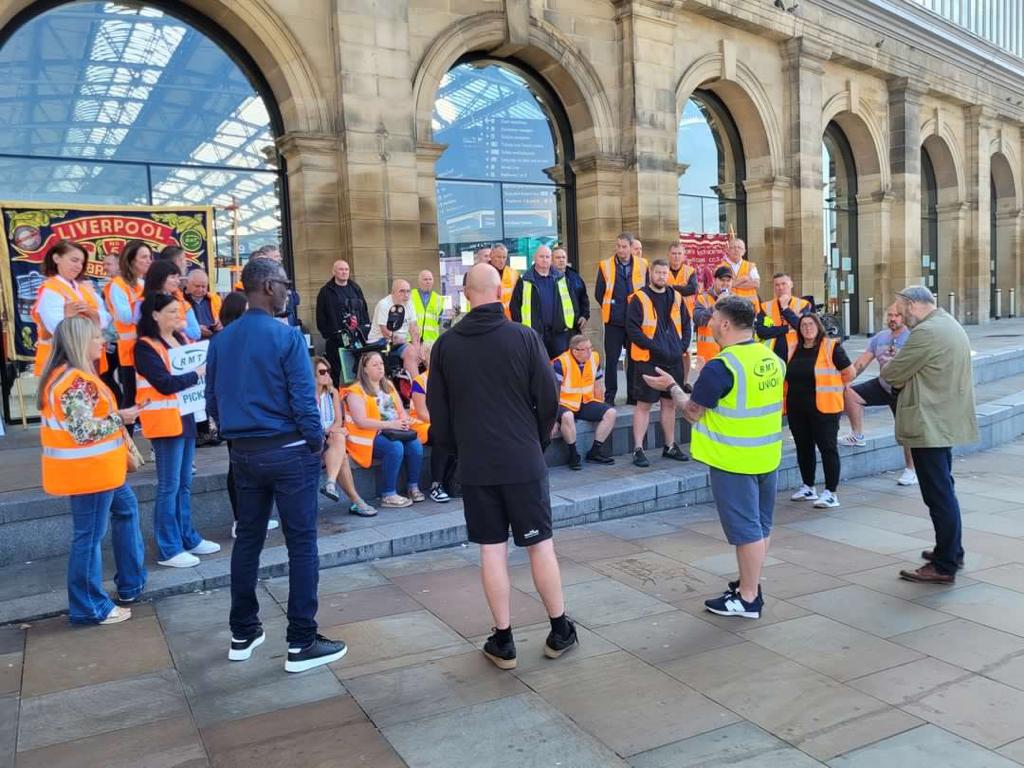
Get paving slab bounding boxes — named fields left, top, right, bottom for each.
left=561, top=577, right=676, bottom=627
left=828, top=724, right=1019, bottom=767
left=0, top=695, right=16, bottom=768
left=891, top=618, right=1024, bottom=674
left=915, top=583, right=1024, bottom=637
left=629, top=722, right=825, bottom=767
left=789, top=584, right=951, bottom=637
left=592, top=610, right=744, bottom=665
left=588, top=550, right=726, bottom=604
left=313, top=584, right=422, bottom=626
left=896, top=674, right=1024, bottom=749
left=846, top=657, right=974, bottom=706
left=263, top=561, right=388, bottom=602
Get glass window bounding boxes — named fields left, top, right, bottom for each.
left=0, top=2, right=284, bottom=264
left=822, top=123, right=859, bottom=332
left=433, top=60, right=573, bottom=299
left=921, top=148, right=939, bottom=293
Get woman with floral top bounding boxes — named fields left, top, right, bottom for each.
left=38, top=316, right=147, bottom=625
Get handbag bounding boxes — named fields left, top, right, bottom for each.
left=380, top=428, right=417, bottom=443
left=123, top=427, right=145, bottom=472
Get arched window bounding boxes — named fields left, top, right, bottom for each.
left=433, top=58, right=574, bottom=284
left=0, top=2, right=286, bottom=264
left=677, top=90, right=746, bottom=238
left=822, top=122, right=859, bottom=331
left=921, top=148, right=939, bottom=293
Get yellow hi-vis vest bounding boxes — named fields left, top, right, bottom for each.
left=411, top=290, right=443, bottom=342
left=520, top=275, right=575, bottom=332
left=690, top=340, right=784, bottom=475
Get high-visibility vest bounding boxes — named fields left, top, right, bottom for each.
left=31, top=277, right=108, bottom=376
left=668, top=263, right=696, bottom=318
left=693, top=292, right=720, bottom=363
left=40, top=364, right=126, bottom=496
left=190, top=292, right=221, bottom=326
left=411, top=290, right=443, bottom=343
left=554, top=351, right=599, bottom=412
left=598, top=256, right=648, bottom=324
left=629, top=288, right=682, bottom=362
left=410, top=370, right=430, bottom=443
left=690, top=341, right=784, bottom=475
left=719, top=258, right=761, bottom=310
left=135, top=337, right=185, bottom=439
left=786, top=337, right=845, bottom=414
left=519, top=275, right=575, bottom=333
left=343, top=381, right=404, bottom=468
left=499, top=266, right=519, bottom=319
left=107, top=276, right=143, bottom=366
left=763, top=297, right=810, bottom=352
left=172, top=289, right=190, bottom=331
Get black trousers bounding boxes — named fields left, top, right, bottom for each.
left=324, top=337, right=343, bottom=388
left=100, top=349, right=123, bottom=405
left=787, top=408, right=840, bottom=491
left=542, top=330, right=570, bottom=360
left=602, top=323, right=634, bottom=404
left=430, top=446, right=457, bottom=491
left=118, top=364, right=136, bottom=408
left=912, top=447, right=964, bottom=575
left=226, top=440, right=239, bottom=521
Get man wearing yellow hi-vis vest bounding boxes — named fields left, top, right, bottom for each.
left=510, top=245, right=576, bottom=358
left=643, top=294, right=784, bottom=621
left=411, top=269, right=444, bottom=343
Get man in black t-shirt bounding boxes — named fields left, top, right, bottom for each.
left=315, top=259, right=370, bottom=386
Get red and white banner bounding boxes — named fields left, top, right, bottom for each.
left=680, top=232, right=730, bottom=291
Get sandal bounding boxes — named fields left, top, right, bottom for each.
left=320, top=481, right=341, bottom=502
left=349, top=500, right=378, bottom=517
left=380, top=495, right=413, bottom=508
left=409, top=489, right=426, bottom=503
left=100, top=606, right=132, bottom=625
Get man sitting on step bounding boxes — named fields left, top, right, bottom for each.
left=552, top=335, right=617, bottom=469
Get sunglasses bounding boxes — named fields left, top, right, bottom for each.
left=317, top=369, right=331, bottom=375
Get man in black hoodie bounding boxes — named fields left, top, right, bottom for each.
left=428, top=264, right=578, bottom=670
left=315, top=260, right=369, bottom=386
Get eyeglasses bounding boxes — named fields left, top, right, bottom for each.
left=317, top=369, right=330, bottom=376
left=267, top=278, right=292, bottom=288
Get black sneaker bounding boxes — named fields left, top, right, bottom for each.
left=483, top=629, right=517, bottom=670
left=586, top=450, right=614, bottom=465
left=633, top=448, right=650, bottom=468
left=544, top=619, right=578, bottom=659
left=228, top=630, right=265, bottom=662
left=704, top=589, right=763, bottom=619
left=568, top=452, right=583, bottom=471
left=285, top=634, right=347, bottom=673
left=662, top=443, right=689, bottom=462
left=726, top=580, right=763, bottom=597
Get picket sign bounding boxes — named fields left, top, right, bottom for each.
left=169, top=340, right=208, bottom=420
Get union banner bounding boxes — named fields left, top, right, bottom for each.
left=680, top=232, right=731, bottom=291
left=0, top=203, right=215, bottom=361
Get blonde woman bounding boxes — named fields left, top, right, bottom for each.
left=345, top=351, right=423, bottom=507
left=38, top=316, right=147, bottom=625
left=313, top=356, right=376, bottom=516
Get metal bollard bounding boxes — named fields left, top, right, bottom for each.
left=948, top=292, right=956, bottom=320
left=1010, top=287, right=1016, bottom=318
left=842, top=298, right=851, bottom=340
left=995, top=288, right=1003, bottom=319
left=866, top=296, right=875, bottom=336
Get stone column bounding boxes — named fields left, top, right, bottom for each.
left=855, top=191, right=892, bottom=333
left=415, top=139, right=447, bottom=288
left=887, top=77, right=926, bottom=295
left=937, top=201, right=967, bottom=311
left=743, top=175, right=789, bottom=282
left=277, top=131, right=345, bottom=328
left=963, top=105, right=994, bottom=323
left=781, top=37, right=829, bottom=299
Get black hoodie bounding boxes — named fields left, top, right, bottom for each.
left=427, top=302, right=558, bottom=485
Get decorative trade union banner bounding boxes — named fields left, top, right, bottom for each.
left=680, top=232, right=731, bottom=292
left=0, top=203, right=215, bottom=362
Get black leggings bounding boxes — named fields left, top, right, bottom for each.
left=118, top=364, right=136, bottom=407
left=788, top=409, right=841, bottom=492
left=100, top=349, right=123, bottom=405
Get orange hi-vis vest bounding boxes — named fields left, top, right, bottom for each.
left=599, top=256, right=648, bottom=324
left=107, top=276, right=143, bottom=366
left=786, top=337, right=845, bottom=414
left=630, top=288, right=682, bottom=362
left=135, top=338, right=185, bottom=438
left=31, top=277, right=108, bottom=376
left=719, top=258, right=760, bottom=310
left=554, top=350, right=599, bottom=412
left=764, top=297, right=810, bottom=351
left=40, top=364, right=126, bottom=496
left=668, top=263, right=696, bottom=318
left=344, top=381, right=404, bottom=468
left=172, top=289, right=190, bottom=329
left=499, top=266, right=519, bottom=319
left=410, top=371, right=430, bottom=444
left=693, top=292, right=720, bottom=363
left=209, top=292, right=222, bottom=324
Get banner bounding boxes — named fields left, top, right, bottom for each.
left=0, top=203, right=215, bottom=361
left=680, top=232, right=730, bottom=292
left=168, top=340, right=208, bottom=420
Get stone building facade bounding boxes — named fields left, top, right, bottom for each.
left=1, top=0, right=1022, bottom=333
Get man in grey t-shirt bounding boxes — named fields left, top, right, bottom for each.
left=839, top=303, right=915, bottom=485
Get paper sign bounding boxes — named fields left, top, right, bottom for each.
left=461, top=250, right=476, bottom=266
left=510, top=255, right=528, bottom=271
left=169, top=340, right=208, bottom=420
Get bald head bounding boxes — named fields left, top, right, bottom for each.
left=418, top=270, right=434, bottom=292
left=533, top=246, right=552, bottom=276
left=332, top=260, right=350, bottom=285
left=464, top=263, right=501, bottom=308
left=391, top=279, right=411, bottom=302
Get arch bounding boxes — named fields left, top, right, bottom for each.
left=674, top=54, right=784, bottom=179
left=920, top=118, right=967, bottom=203
left=821, top=96, right=888, bottom=192
left=991, top=151, right=1018, bottom=205
left=823, top=121, right=860, bottom=332
left=412, top=14, right=615, bottom=157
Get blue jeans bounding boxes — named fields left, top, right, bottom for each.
left=230, top=444, right=321, bottom=646
left=152, top=436, right=202, bottom=560
left=373, top=434, right=423, bottom=496
left=67, top=484, right=147, bottom=624
left=912, top=447, right=964, bottom=575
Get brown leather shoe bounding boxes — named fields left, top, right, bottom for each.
left=900, top=563, right=955, bottom=584
left=921, top=550, right=965, bottom=569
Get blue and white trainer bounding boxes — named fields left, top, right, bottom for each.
left=704, top=589, right=763, bottom=619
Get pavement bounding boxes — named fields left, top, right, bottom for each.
left=3, top=440, right=1024, bottom=767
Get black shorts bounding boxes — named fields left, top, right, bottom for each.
left=462, top=476, right=552, bottom=548
left=852, top=377, right=898, bottom=414
left=632, top=360, right=685, bottom=404
left=557, top=400, right=612, bottom=422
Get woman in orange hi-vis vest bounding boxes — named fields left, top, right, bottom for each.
left=786, top=313, right=855, bottom=511
left=106, top=239, right=153, bottom=409
left=31, top=240, right=111, bottom=377
left=37, top=315, right=146, bottom=625
left=134, top=293, right=219, bottom=568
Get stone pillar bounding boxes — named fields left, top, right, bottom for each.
left=995, top=208, right=1021, bottom=309
left=937, top=201, right=967, bottom=310
left=277, top=131, right=345, bottom=329
left=415, top=139, right=447, bottom=288
left=855, top=191, right=892, bottom=333
left=963, top=105, right=994, bottom=323
left=887, top=77, right=926, bottom=295
left=781, top=37, right=829, bottom=299
left=744, top=175, right=789, bottom=282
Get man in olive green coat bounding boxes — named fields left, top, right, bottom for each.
left=882, top=286, right=978, bottom=584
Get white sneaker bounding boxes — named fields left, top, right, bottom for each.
left=189, top=539, right=221, bottom=555
left=158, top=552, right=200, bottom=568
left=897, top=469, right=918, bottom=486
left=791, top=485, right=818, bottom=501
left=814, top=490, right=840, bottom=508
left=267, top=519, right=280, bottom=531
left=838, top=433, right=866, bottom=447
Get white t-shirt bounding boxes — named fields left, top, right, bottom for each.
left=368, top=295, right=414, bottom=343
left=726, top=258, right=759, bottom=282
